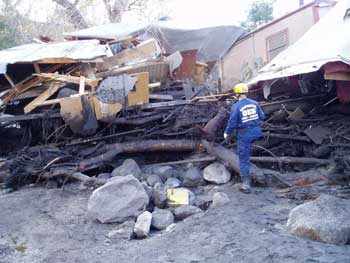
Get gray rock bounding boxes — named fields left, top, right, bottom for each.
left=203, top=162, right=231, bottom=184
left=97, top=173, right=111, bottom=180
left=141, top=182, right=153, bottom=200
left=212, top=192, right=230, bottom=208
left=146, top=174, right=163, bottom=187
left=153, top=166, right=177, bottom=182
left=286, top=195, right=350, bottom=244
left=111, top=159, right=142, bottom=179
left=151, top=208, right=174, bottom=230
left=174, top=205, right=202, bottom=220
left=88, top=175, right=149, bottom=223
left=153, top=183, right=167, bottom=209
left=164, top=177, right=181, bottom=189
left=134, top=211, right=152, bottom=238
left=107, top=220, right=135, bottom=240
left=193, top=195, right=213, bottom=210
left=183, top=167, right=203, bottom=187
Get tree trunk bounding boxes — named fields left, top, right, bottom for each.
left=102, top=0, right=123, bottom=23
left=53, top=0, right=88, bottom=29
left=79, top=139, right=201, bottom=168
left=201, top=140, right=268, bottom=184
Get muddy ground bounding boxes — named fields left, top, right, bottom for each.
left=0, top=184, right=349, bottom=263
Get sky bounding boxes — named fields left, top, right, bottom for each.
left=158, top=0, right=315, bottom=28
left=19, top=0, right=316, bottom=28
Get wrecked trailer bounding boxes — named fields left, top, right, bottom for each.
left=249, top=0, right=350, bottom=103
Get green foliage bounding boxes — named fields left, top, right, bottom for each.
left=241, top=0, right=274, bottom=32
left=0, top=20, right=17, bottom=50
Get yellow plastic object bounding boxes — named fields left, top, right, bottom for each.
left=233, top=83, right=249, bottom=94
left=167, top=188, right=189, bottom=207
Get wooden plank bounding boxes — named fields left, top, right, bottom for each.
left=137, top=100, right=191, bottom=109
left=24, top=82, right=64, bottom=113
left=107, top=35, right=135, bottom=45
left=96, top=39, right=160, bottom=72
left=95, top=60, right=170, bottom=81
left=79, top=76, right=86, bottom=95
left=128, top=72, right=150, bottom=106
left=35, top=58, right=78, bottom=64
left=33, top=98, right=64, bottom=107
left=149, top=82, right=161, bottom=89
left=149, top=94, right=174, bottom=101
left=35, top=73, right=100, bottom=88
left=325, top=72, right=350, bottom=81
left=4, top=74, right=15, bottom=87
left=155, top=156, right=216, bottom=166
left=91, top=96, right=123, bottom=122
left=33, top=63, right=41, bottom=74
left=16, top=86, right=47, bottom=100
left=1, top=64, right=63, bottom=104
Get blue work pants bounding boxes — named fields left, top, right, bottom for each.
left=237, top=126, right=262, bottom=177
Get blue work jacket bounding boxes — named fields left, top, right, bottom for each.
left=225, top=98, right=265, bottom=135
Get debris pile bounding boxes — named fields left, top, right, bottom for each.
left=0, top=16, right=349, bottom=243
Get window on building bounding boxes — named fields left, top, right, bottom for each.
left=266, top=30, right=288, bottom=61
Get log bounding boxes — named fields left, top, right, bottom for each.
left=263, top=132, right=311, bottom=143
left=201, top=140, right=267, bottom=184
left=114, top=114, right=163, bottom=125
left=154, top=156, right=216, bottom=166
left=65, top=129, right=145, bottom=146
left=79, top=140, right=201, bottom=168
left=250, top=156, right=332, bottom=165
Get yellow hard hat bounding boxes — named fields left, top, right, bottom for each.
left=233, top=83, right=249, bottom=94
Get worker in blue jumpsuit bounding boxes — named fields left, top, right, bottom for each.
left=224, top=83, right=265, bottom=193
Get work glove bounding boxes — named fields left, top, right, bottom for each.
left=223, top=133, right=228, bottom=140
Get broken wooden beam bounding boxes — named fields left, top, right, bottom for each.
left=24, top=82, right=65, bottom=113
left=34, top=73, right=100, bottom=88
left=149, top=94, right=174, bottom=101
left=79, top=140, right=201, bottom=168
left=1, top=64, right=64, bottom=104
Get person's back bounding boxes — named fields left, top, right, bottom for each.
left=224, top=83, right=265, bottom=193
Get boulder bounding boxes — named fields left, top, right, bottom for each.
left=153, top=166, right=177, bottom=182
left=88, top=175, right=149, bottom=223
left=134, top=211, right=152, bottom=238
left=164, top=177, right=181, bottom=189
left=183, top=167, right=203, bottom=187
left=151, top=209, right=174, bottom=230
left=141, top=182, right=153, bottom=200
left=146, top=174, right=163, bottom=187
left=193, top=195, right=213, bottom=210
left=203, top=162, right=231, bottom=184
left=97, top=173, right=111, bottom=180
left=111, top=159, right=142, bottom=179
left=153, top=183, right=167, bottom=209
left=287, top=195, right=350, bottom=245
left=212, top=192, right=230, bottom=208
left=107, top=220, right=135, bottom=241
left=174, top=205, right=202, bottom=220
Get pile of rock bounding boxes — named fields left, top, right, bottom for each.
left=87, top=159, right=232, bottom=239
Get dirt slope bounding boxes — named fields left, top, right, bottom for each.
left=0, top=185, right=349, bottom=263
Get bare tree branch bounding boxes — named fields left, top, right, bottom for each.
left=53, top=0, right=88, bottom=29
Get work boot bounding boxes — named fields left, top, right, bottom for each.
left=240, top=176, right=251, bottom=194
